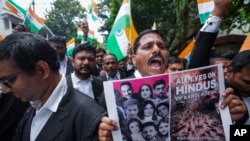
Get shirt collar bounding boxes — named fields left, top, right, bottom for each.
left=106, top=71, right=120, bottom=80
left=71, top=72, right=93, bottom=85
left=30, top=76, right=67, bottom=112
left=134, top=70, right=142, bottom=78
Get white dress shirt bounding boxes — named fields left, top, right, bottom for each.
left=200, top=16, right=222, bottom=33
left=71, top=72, right=94, bottom=99
left=59, top=56, right=68, bottom=75
left=30, top=76, right=67, bottom=141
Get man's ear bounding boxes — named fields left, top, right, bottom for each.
left=35, top=60, right=50, bottom=79
left=225, top=66, right=233, bottom=77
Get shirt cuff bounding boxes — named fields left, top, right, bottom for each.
left=81, top=40, right=87, bottom=44
left=200, top=16, right=222, bottom=33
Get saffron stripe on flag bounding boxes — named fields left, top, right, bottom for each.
left=178, top=40, right=195, bottom=59
left=25, top=6, right=45, bottom=33
left=197, top=0, right=214, bottom=24
left=239, top=33, right=250, bottom=52
left=106, top=0, right=138, bottom=61
left=5, top=0, right=26, bottom=18
left=66, top=38, right=75, bottom=56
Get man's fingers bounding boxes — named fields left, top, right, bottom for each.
left=221, top=94, right=235, bottom=109
left=99, top=117, right=118, bottom=130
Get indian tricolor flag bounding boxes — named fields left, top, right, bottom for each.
left=5, top=0, right=26, bottom=18
left=239, top=33, right=250, bottom=52
left=197, top=0, right=214, bottom=24
left=106, top=0, right=138, bottom=61
left=88, top=0, right=98, bottom=21
left=178, top=40, right=195, bottom=64
left=66, top=38, right=75, bottom=56
left=24, top=6, right=45, bottom=34
left=77, top=27, right=94, bottom=43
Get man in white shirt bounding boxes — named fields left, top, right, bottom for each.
left=69, top=43, right=104, bottom=102
left=98, top=54, right=127, bottom=81
left=0, top=32, right=108, bottom=141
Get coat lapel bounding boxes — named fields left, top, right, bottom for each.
left=35, top=81, right=73, bottom=140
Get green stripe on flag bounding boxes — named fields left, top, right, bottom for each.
left=8, top=0, right=26, bottom=15
left=107, top=34, right=124, bottom=61
left=199, top=12, right=211, bottom=24
left=109, top=15, right=130, bottom=35
left=67, top=47, right=74, bottom=56
left=25, top=19, right=40, bottom=33
left=106, top=0, right=132, bottom=61
left=77, top=34, right=82, bottom=40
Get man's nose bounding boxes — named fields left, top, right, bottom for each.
left=1, top=84, right=12, bottom=94
left=152, top=44, right=160, bottom=54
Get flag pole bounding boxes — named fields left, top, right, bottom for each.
left=43, top=24, right=55, bottom=36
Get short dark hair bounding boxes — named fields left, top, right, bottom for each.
left=142, top=121, right=156, bottom=130
left=72, top=43, right=96, bottom=58
left=168, top=56, right=187, bottom=69
left=48, top=35, right=66, bottom=46
left=133, top=29, right=164, bottom=54
left=123, top=98, right=139, bottom=109
left=96, top=47, right=106, bottom=54
left=103, top=53, right=118, bottom=63
left=120, top=81, right=133, bottom=90
left=14, top=23, right=27, bottom=32
left=153, top=79, right=166, bottom=89
left=221, top=50, right=237, bottom=60
left=230, top=50, right=250, bottom=72
left=0, top=32, right=60, bottom=73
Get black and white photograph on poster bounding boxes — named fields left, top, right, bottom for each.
left=104, top=74, right=170, bottom=141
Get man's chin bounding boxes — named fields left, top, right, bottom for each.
left=148, top=69, right=164, bottom=75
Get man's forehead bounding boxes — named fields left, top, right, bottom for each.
left=128, top=104, right=138, bottom=108
left=156, top=84, right=165, bottom=87
left=139, top=33, right=163, bottom=43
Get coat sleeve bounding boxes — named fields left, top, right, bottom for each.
left=188, top=31, right=218, bottom=69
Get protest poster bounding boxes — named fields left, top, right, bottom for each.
left=104, top=64, right=231, bottom=141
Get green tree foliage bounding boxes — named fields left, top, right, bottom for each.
left=98, top=0, right=250, bottom=55
left=45, top=0, right=86, bottom=41
left=98, top=0, right=200, bottom=55
left=222, top=1, right=250, bottom=33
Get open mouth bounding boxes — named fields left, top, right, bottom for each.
left=148, top=56, right=164, bottom=69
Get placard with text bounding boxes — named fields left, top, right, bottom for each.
left=104, top=64, right=232, bottom=141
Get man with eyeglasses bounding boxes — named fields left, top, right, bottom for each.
left=0, top=32, right=114, bottom=141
